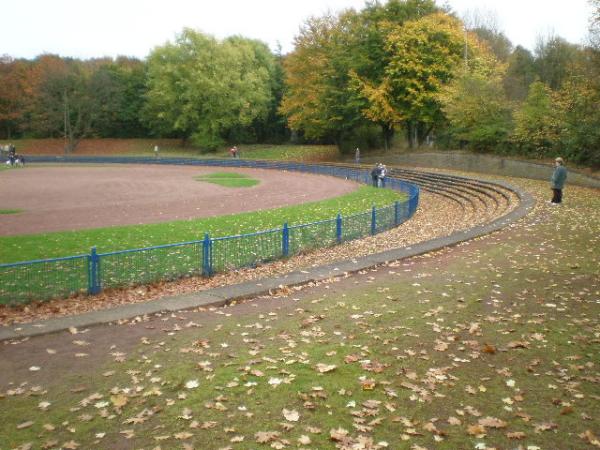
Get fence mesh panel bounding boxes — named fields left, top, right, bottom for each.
left=375, top=204, right=396, bottom=233
left=0, top=256, right=88, bottom=305
left=99, top=242, right=202, bottom=290
left=342, top=211, right=373, bottom=242
left=289, top=219, right=337, bottom=255
left=212, top=229, right=282, bottom=272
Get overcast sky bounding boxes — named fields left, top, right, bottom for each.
left=2, top=0, right=593, bottom=59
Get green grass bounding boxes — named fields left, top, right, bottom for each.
left=1, top=180, right=598, bottom=448
left=0, top=139, right=341, bottom=162
left=134, top=144, right=340, bottom=162
left=0, top=209, right=22, bottom=214
left=0, top=186, right=403, bottom=264
left=194, top=172, right=260, bottom=188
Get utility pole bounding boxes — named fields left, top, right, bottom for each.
left=464, top=26, right=468, bottom=71
left=63, top=88, right=68, bottom=153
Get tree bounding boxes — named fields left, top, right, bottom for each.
left=554, top=77, right=600, bottom=167
left=25, top=55, right=99, bottom=152
left=438, top=61, right=512, bottom=151
left=351, top=12, right=467, bottom=149
left=534, top=34, right=581, bottom=90
left=461, top=8, right=513, bottom=61
left=280, top=0, right=440, bottom=150
left=441, top=73, right=512, bottom=151
left=90, top=58, right=148, bottom=138
left=511, top=80, right=560, bottom=157
left=279, top=14, right=362, bottom=145
left=0, top=56, right=30, bottom=139
left=144, top=29, right=276, bottom=150
left=504, top=46, right=536, bottom=101
left=589, top=0, right=600, bottom=49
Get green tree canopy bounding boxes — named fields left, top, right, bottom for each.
left=144, top=29, right=276, bottom=149
left=511, top=80, right=559, bottom=157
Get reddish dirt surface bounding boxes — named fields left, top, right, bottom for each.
left=0, top=164, right=358, bottom=236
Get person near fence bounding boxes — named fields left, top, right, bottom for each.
left=355, top=147, right=360, bottom=164
left=371, top=164, right=379, bottom=187
left=379, top=164, right=387, bottom=188
left=549, top=157, right=567, bottom=205
left=154, top=145, right=160, bottom=159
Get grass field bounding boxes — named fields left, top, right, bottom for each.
left=0, top=139, right=341, bottom=162
left=194, top=172, right=260, bottom=188
left=0, top=186, right=403, bottom=264
left=0, top=180, right=598, bottom=449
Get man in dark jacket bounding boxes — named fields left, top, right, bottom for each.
left=371, top=164, right=379, bottom=187
left=550, top=157, right=567, bottom=204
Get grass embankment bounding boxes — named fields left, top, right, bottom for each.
left=0, top=186, right=403, bottom=263
left=194, top=172, right=260, bottom=188
left=0, top=209, right=22, bottom=215
left=0, top=139, right=341, bottom=162
left=0, top=180, right=598, bottom=449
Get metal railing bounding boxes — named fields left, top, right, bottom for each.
left=0, top=158, right=419, bottom=305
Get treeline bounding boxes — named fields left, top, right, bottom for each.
left=280, top=0, right=600, bottom=166
left=0, top=35, right=287, bottom=152
left=1, top=0, right=599, bottom=165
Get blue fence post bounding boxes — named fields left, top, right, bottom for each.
left=336, top=213, right=343, bottom=243
left=371, top=206, right=377, bottom=235
left=202, top=233, right=212, bottom=276
left=282, top=223, right=289, bottom=257
left=394, top=201, right=401, bottom=226
left=88, top=246, right=101, bottom=295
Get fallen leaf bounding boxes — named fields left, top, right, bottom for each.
left=315, top=363, right=337, bottom=373
left=282, top=409, right=300, bottom=422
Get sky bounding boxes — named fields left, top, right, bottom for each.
left=1, top=0, right=593, bottom=60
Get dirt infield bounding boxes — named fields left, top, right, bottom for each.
left=0, top=165, right=359, bottom=236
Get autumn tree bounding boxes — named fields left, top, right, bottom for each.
left=24, top=55, right=109, bottom=152
left=279, top=14, right=363, bottom=146
left=280, top=0, right=439, bottom=150
left=0, top=56, right=30, bottom=139
left=351, top=12, right=467, bottom=148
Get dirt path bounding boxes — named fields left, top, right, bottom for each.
left=0, top=165, right=358, bottom=235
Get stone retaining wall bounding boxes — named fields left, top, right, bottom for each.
left=367, top=152, right=600, bottom=189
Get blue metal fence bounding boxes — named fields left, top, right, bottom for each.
left=0, top=158, right=419, bottom=305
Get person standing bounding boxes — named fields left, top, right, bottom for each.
left=550, top=157, right=567, bottom=204
left=154, top=145, right=160, bottom=159
left=376, top=163, right=386, bottom=188
left=355, top=147, right=360, bottom=164
left=371, top=164, right=379, bottom=187
left=379, top=164, right=387, bottom=188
